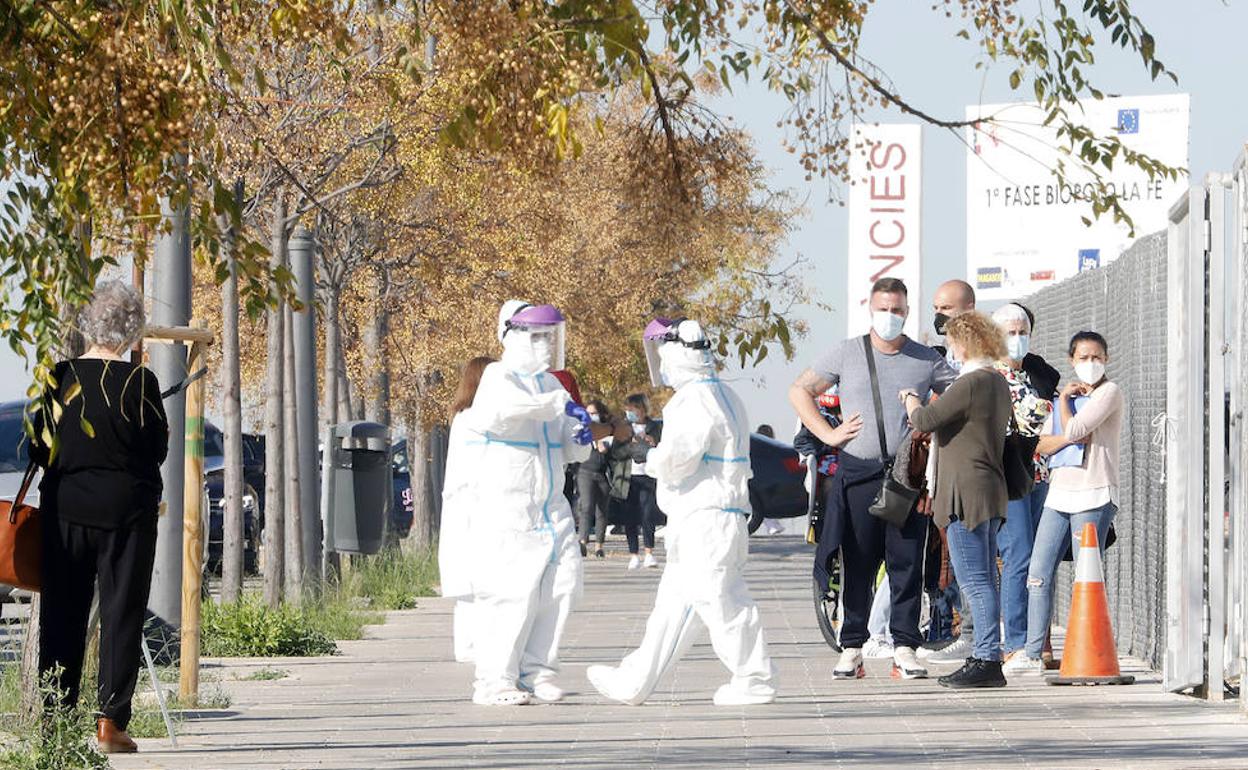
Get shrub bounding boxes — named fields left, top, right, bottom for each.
left=0, top=670, right=109, bottom=770
left=342, top=547, right=439, bottom=611
left=201, top=596, right=337, bottom=658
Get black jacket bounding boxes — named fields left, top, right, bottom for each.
left=628, top=419, right=663, bottom=464
left=1021, top=353, right=1060, bottom=400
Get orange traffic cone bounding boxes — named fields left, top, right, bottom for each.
left=1049, top=523, right=1134, bottom=686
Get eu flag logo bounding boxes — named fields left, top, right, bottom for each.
left=1116, top=109, right=1139, bottom=134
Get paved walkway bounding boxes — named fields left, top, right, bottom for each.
left=114, top=536, right=1247, bottom=769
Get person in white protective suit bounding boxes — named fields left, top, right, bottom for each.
left=464, top=301, right=594, bottom=706
left=587, top=318, right=778, bottom=706
left=438, top=355, right=496, bottom=664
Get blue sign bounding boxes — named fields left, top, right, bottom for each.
left=1116, top=109, right=1139, bottom=134
left=977, top=266, right=1003, bottom=289
left=1078, top=249, right=1101, bottom=272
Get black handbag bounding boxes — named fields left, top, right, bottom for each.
left=1003, top=413, right=1038, bottom=501
left=863, top=336, right=919, bottom=528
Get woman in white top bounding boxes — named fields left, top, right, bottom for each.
left=438, top=356, right=495, bottom=663
left=1006, top=331, right=1123, bottom=674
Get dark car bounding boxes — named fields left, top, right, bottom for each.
left=388, top=440, right=416, bottom=540
left=746, top=432, right=808, bottom=534
left=204, top=422, right=264, bottom=574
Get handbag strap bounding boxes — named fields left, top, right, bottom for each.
left=10, top=459, right=36, bottom=521
left=861, top=335, right=892, bottom=465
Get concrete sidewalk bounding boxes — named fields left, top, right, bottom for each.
left=113, top=536, right=1247, bottom=769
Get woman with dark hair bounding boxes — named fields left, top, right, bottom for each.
left=439, top=356, right=496, bottom=663
left=32, top=281, right=168, bottom=754
left=1005, top=331, right=1124, bottom=676
left=576, top=400, right=631, bottom=558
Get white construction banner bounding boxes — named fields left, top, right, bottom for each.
left=965, top=94, right=1189, bottom=301
left=846, top=123, right=923, bottom=337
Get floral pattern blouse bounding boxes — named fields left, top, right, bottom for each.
left=994, top=361, right=1054, bottom=483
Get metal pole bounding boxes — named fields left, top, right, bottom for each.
left=179, top=334, right=208, bottom=706
left=290, top=227, right=321, bottom=580
left=149, top=166, right=192, bottom=626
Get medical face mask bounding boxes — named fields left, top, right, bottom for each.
left=933, top=312, right=951, bottom=337
left=625, top=410, right=640, bottom=423
left=1006, top=334, right=1031, bottom=361
left=945, top=347, right=963, bottom=373
left=1075, top=361, right=1106, bottom=385
left=872, top=311, right=905, bottom=342
left=530, top=334, right=554, bottom=368
left=589, top=413, right=602, bottom=423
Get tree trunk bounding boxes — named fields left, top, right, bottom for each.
left=283, top=303, right=304, bottom=605
left=219, top=182, right=245, bottom=603
left=322, top=286, right=341, bottom=428
left=363, top=273, right=391, bottom=426
left=20, top=596, right=41, bottom=719
left=263, top=195, right=287, bottom=609
left=408, top=407, right=432, bottom=551
left=337, top=339, right=353, bottom=425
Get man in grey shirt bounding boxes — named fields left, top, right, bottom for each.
left=788, top=277, right=955, bottom=681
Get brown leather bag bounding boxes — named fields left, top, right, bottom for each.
left=0, top=461, right=41, bottom=591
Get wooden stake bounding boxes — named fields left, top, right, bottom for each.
left=179, top=328, right=208, bottom=706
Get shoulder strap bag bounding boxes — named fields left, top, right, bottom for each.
left=0, top=459, right=41, bottom=591
left=863, top=336, right=920, bottom=528
left=1002, top=411, right=1038, bottom=501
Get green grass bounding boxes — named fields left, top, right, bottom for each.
left=236, top=667, right=288, bottom=682
left=201, top=595, right=340, bottom=658
left=339, top=547, right=440, bottom=611
left=0, top=670, right=110, bottom=770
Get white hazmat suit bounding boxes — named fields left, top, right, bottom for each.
left=588, top=319, right=777, bottom=706
left=465, top=301, right=590, bottom=705
left=439, top=409, right=487, bottom=663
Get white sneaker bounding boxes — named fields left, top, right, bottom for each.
left=1001, top=651, right=1045, bottom=676
left=862, top=638, right=895, bottom=659
left=472, top=687, right=532, bottom=706
left=627, top=555, right=641, bottom=570
left=654, top=525, right=667, bottom=538
left=832, top=648, right=865, bottom=680
left=892, top=646, right=928, bottom=680
left=643, top=553, right=659, bottom=569
left=713, top=683, right=776, bottom=706
left=764, top=522, right=785, bottom=535
left=922, top=636, right=972, bottom=664
left=587, top=664, right=644, bottom=706
left=531, top=682, right=565, bottom=702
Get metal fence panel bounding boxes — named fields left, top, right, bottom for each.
left=1019, top=230, right=1170, bottom=671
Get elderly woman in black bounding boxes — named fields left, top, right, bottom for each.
left=32, top=281, right=168, bottom=754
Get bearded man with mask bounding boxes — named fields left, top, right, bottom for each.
left=587, top=318, right=778, bottom=706
left=788, top=277, right=956, bottom=681
left=464, top=300, right=594, bottom=706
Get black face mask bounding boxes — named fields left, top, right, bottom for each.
left=933, top=312, right=951, bottom=336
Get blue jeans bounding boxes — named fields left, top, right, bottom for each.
left=944, top=518, right=1002, bottom=662
left=997, top=482, right=1049, bottom=653
left=1023, top=502, right=1117, bottom=658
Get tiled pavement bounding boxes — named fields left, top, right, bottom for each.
left=113, top=536, right=1248, bottom=769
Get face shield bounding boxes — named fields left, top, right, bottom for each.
left=503, top=303, right=566, bottom=372
left=643, top=318, right=674, bottom=387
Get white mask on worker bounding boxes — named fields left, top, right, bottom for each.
left=871, top=311, right=905, bottom=342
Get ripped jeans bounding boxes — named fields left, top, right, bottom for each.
left=1023, top=502, right=1117, bottom=659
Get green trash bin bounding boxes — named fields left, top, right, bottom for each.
left=327, top=421, right=391, bottom=555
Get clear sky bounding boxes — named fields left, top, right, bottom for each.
left=721, top=1, right=1248, bottom=437
left=3, top=3, right=1247, bottom=433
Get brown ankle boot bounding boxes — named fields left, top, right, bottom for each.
left=97, top=718, right=138, bottom=754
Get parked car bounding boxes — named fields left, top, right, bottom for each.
left=204, top=422, right=264, bottom=575
left=746, top=432, right=808, bottom=534
left=389, top=440, right=416, bottom=540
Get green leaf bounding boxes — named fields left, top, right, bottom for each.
left=79, top=415, right=95, bottom=439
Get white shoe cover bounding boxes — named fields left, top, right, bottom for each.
left=531, top=682, right=565, bottom=703
left=712, top=683, right=775, bottom=706
left=587, top=664, right=644, bottom=706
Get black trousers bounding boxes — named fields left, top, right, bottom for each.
left=837, top=478, right=928, bottom=650
left=40, top=517, right=158, bottom=730
left=624, top=476, right=661, bottom=553
left=576, top=472, right=610, bottom=547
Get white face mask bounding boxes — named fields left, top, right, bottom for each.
left=1074, top=361, right=1105, bottom=385
left=1006, top=334, right=1030, bottom=361
left=530, top=336, right=554, bottom=368
left=589, top=413, right=602, bottom=423
left=871, top=311, right=906, bottom=342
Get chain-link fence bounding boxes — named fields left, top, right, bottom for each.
left=1019, top=231, right=1169, bottom=669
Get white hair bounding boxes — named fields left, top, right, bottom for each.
left=992, top=303, right=1031, bottom=332
left=80, top=280, right=145, bottom=352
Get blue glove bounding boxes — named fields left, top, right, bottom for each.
left=564, top=401, right=591, bottom=427
left=573, top=426, right=594, bottom=446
